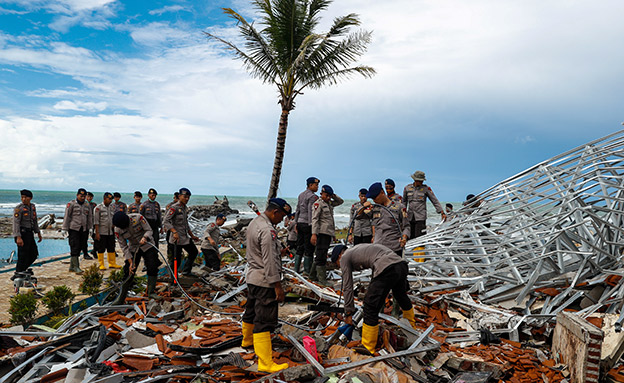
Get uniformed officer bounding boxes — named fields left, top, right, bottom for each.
left=111, top=211, right=160, bottom=304
left=62, top=188, right=93, bottom=273
left=140, top=188, right=162, bottom=244
left=385, top=179, right=402, bottom=203
left=128, top=191, right=142, bottom=214
left=83, top=192, right=96, bottom=260
left=13, top=189, right=42, bottom=273
left=200, top=214, right=226, bottom=271
left=402, top=171, right=445, bottom=239
left=94, top=192, right=122, bottom=270
left=240, top=198, right=292, bottom=373
left=163, top=188, right=200, bottom=277
left=285, top=213, right=297, bottom=254
left=365, top=182, right=409, bottom=257
left=111, top=192, right=127, bottom=213
left=332, top=244, right=418, bottom=355
left=165, top=192, right=180, bottom=261
left=294, top=177, right=320, bottom=274
left=310, top=185, right=343, bottom=285
left=348, top=188, right=373, bottom=245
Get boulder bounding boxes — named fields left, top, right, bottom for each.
left=188, top=196, right=239, bottom=219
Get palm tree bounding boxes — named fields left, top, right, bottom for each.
left=205, top=0, right=375, bottom=200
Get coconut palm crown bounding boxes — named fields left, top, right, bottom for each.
left=205, top=0, right=375, bottom=200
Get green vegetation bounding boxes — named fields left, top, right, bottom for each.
left=9, top=292, right=38, bottom=325
left=106, top=269, right=125, bottom=288
left=41, top=285, right=75, bottom=315
left=79, top=264, right=103, bottom=296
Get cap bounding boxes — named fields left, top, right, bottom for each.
left=359, top=188, right=368, bottom=195
left=148, top=188, right=158, bottom=195
left=103, top=192, right=113, bottom=199
left=77, top=188, right=87, bottom=196
left=465, top=194, right=475, bottom=201
left=20, top=189, right=33, bottom=198
left=134, top=191, right=143, bottom=197
left=179, top=188, right=191, bottom=196
left=321, top=185, right=334, bottom=195
left=366, top=182, right=383, bottom=199
left=331, top=245, right=347, bottom=263
left=216, top=213, right=227, bottom=220
left=446, top=203, right=453, bottom=209
left=385, top=179, right=395, bottom=187
left=411, top=171, right=426, bottom=181
left=173, top=192, right=180, bottom=198
left=112, top=211, right=130, bottom=229
left=306, top=177, right=320, bottom=185
left=113, top=192, right=121, bottom=198
left=268, top=198, right=292, bottom=214
left=86, top=191, right=94, bottom=197
left=287, top=213, right=295, bottom=218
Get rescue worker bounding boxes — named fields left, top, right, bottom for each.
left=331, top=244, right=418, bottom=355
left=111, top=211, right=160, bottom=304
left=385, top=179, right=402, bottom=203
left=294, top=177, right=320, bottom=275
left=140, top=188, right=162, bottom=244
left=364, top=182, right=409, bottom=257
left=310, top=185, right=343, bottom=285
left=402, top=171, right=445, bottom=239
left=240, top=198, right=292, bottom=373
left=13, top=189, right=42, bottom=273
left=285, top=213, right=298, bottom=257
left=348, top=188, right=373, bottom=245
left=94, top=192, right=122, bottom=270
left=62, top=188, right=93, bottom=273
left=200, top=213, right=226, bottom=271
left=163, top=188, right=200, bottom=278
left=112, top=192, right=127, bottom=213
left=128, top=191, right=142, bottom=213
left=83, top=192, right=96, bottom=259
left=165, top=192, right=180, bottom=262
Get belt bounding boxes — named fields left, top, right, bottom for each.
left=20, top=227, right=33, bottom=233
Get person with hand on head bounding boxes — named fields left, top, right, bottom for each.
left=240, top=198, right=292, bottom=373
left=332, top=243, right=418, bottom=355
left=13, top=189, right=42, bottom=274
left=348, top=188, right=373, bottom=245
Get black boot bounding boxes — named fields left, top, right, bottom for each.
left=147, top=276, right=159, bottom=299
left=113, top=278, right=132, bottom=305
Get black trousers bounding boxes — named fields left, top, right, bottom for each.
left=354, top=235, right=372, bottom=245
left=68, top=228, right=89, bottom=259
left=363, top=262, right=412, bottom=326
left=409, top=220, right=426, bottom=239
left=81, top=231, right=93, bottom=257
left=146, top=219, right=160, bottom=244
left=201, top=248, right=220, bottom=271
left=171, top=242, right=199, bottom=274
left=296, top=223, right=315, bottom=258
left=15, top=230, right=38, bottom=273
left=287, top=240, right=297, bottom=252
left=123, top=247, right=159, bottom=277
left=95, top=234, right=115, bottom=253
left=242, top=284, right=279, bottom=333
left=313, top=233, right=331, bottom=266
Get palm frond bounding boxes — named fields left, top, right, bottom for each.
left=298, top=65, right=376, bottom=90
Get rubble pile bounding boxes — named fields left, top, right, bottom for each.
left=188, top=196, right=239, bottom=219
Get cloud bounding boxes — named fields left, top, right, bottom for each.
left=149, top=5, right=185, bottom=16
left=53, top=100, right=107, bottom=111
left=129, top=22, right=192, bottom=47
left=515, top=136, right=535, bottom=144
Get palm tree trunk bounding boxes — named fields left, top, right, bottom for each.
left=267, top=108, right=291, bottom=200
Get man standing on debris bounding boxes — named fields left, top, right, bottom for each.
left=165, top=191, right=180, bottom=263
left=364, top=182, right=410, bottom=257
left=294, top=177, right=320, bottom=275
left=163, top=188, right=200, bottom=277
left=140, top=188, right=162, bottom=244
left=332, top=244, right=419, bottom=355
left=402, top=171, right=445, bottom=239
left=111, top=192, right=127, bottom=213
left=62, top=188, right=93, bottom=273
left=128, top=191, right=142, bottom=213
left=241, top=198, right=292, bottom=373
left=13, top=189, right=42, bottom=273
left=385, top=179, right=402, bottom=203
left=112, top=211, right=160, bottom=303
left=94, top=192, right=122, bottom=270
left=348, top=188, right=373, bottom=245
left=200, top=213, right=226, bottom=271
left=83, top=191, right=96, bottom=260
left=310, top=184, right=344, bottom=285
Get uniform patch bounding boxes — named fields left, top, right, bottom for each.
left=270, top=230, right=277, bottom=240
left=313, top=203, right=319, bottom=210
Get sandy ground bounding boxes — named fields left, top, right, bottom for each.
left=0, top=242, right=169, bottom=326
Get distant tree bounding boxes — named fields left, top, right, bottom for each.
left=205, top=0, right=375, bottom=200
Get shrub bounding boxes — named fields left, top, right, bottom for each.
left=41, top=285, right=75, bottom=315
left=106, top=269, right=125, bottom=288
left=79, top=264, right=103, bottom=296
left=9, top=292, right=38, bottom=325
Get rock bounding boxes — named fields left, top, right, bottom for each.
left=188, top=196, right=239, bottom=219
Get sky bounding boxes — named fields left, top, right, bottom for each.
left=0, top=0, right=623, bottom=201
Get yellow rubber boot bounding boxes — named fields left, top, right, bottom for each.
left=108, top=252, right=122, bottom=269
left=97, top=253, right=107, bottom=270
left=241, top=322, right=254, bottom=348
left=361, top=323, right=379, bottom=355
left=253, top=332, right=288, bottom=373
left=415, top=246, right=425, bottom=262
left=402, top=308, right=418, bottom=329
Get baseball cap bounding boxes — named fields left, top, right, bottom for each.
left=20, top=189, right=33, bottom=198
left=321, top=185, right=334, bottom=195
left=366, top=182, right=383, bottom=199
left=268, top=198, right=292, bottom=214
left=306, top=177, right=320, bottom=185
left=331, top=245, right=347, bottom=263
left=179, top=188, right=191, bottom=196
